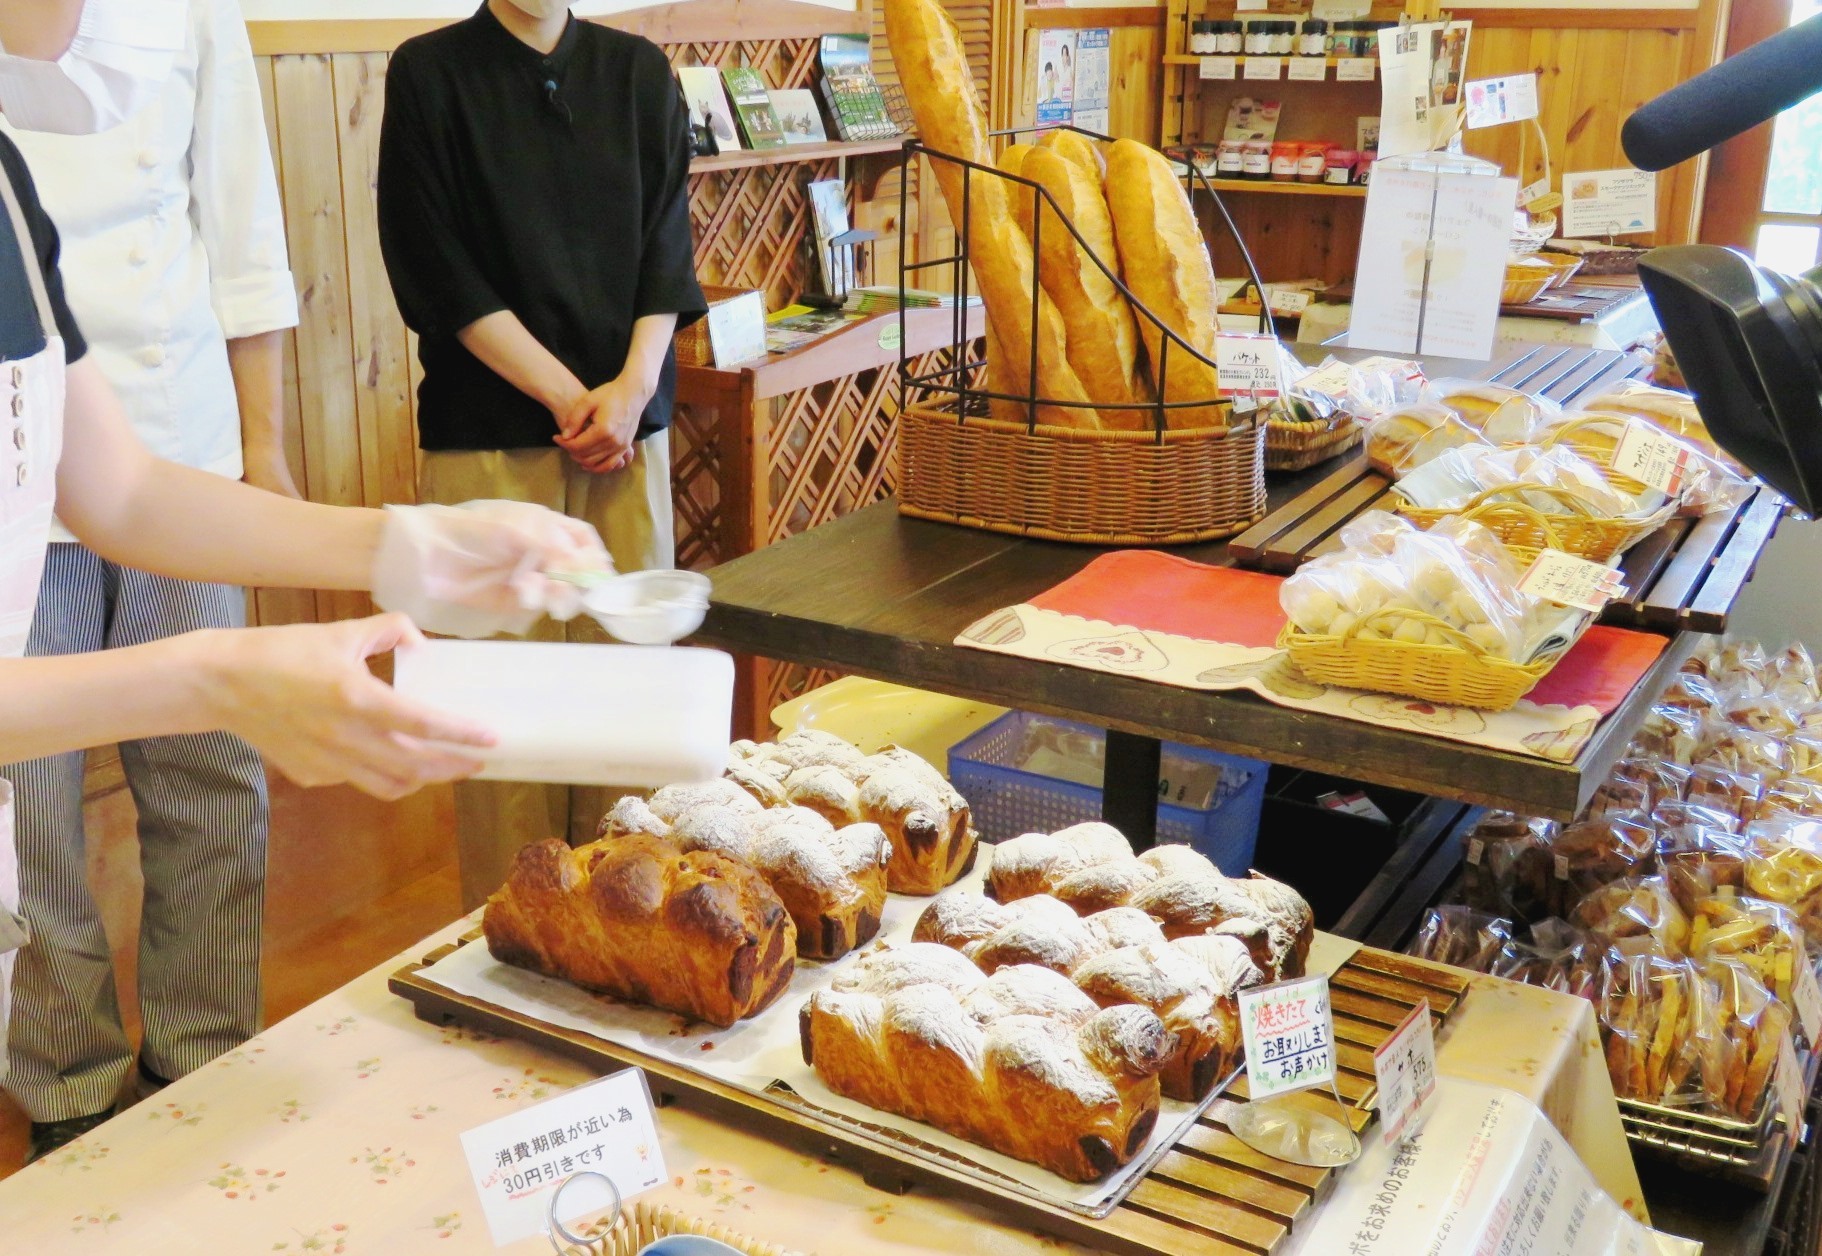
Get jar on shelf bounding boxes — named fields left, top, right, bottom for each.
left=1272, top=21, right=1296, bottom=55
left=1189, top=20, right=1217, bottom=55
left=1241, top=139, right=1272, bottom=179
left=1299, top=19, right=1327, bottom=57
left=1322, top=147, right=1357, bottom=184
left=1354, top=153, right=1376, bottom=185
left=1244, top=22, right=1271, bottom=55
left=1269, top=141, right=1299, bottom=181
left=1215, top=20, right=1244, bottom=54
left=1216, top=139, right=1245, bottom=178
left=1296, top=142, right=1328, bottom=182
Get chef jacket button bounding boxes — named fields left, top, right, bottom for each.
left=138, top=148, right=158, bottom=169
left=15, top=464, right=27, bottom=487
left=129, top=245, right=149, bottom=266
left=9, top=365, right=21, bottom=388
left=10, top=394, right=22, bottom=417
left=12, top=428, right=23, bottom=451
left=139, top=345, right=166, bottom=368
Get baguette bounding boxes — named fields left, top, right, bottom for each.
left=1039, top=128, right=1107, bottom=181
left=1104, top=138, right=1227, bottom=430
left=999, top=143, right=1039, bottom=241
left=1022, top=146, right=1150, bottom=430
left=884, top=0, right=1103, bottom=429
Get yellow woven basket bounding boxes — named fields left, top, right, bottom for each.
left=898, top=402, right=1267, bottom=545
left=1265, top=415, right=1365, bottom=472
left=1526, top=414, right=1651, bottom=500
left=1279, top=606, right=1566, bottom=711
left=1397, top=482, right=1671, bottom=564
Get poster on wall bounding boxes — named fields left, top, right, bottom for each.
left=1072, top=29, right=1111, bottom=134
left=1376, top=20, right=1472, bottom=158
left=1035, top=31, right=1077, bottom=128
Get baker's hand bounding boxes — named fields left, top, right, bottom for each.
left=556, top=372, right=649, bottom=474
left=371, top=500, right=611, bottom=638
left=198, top=615, right=496, bottom=800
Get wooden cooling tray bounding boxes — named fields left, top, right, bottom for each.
left=393, top=939, right=1470, bottom=1256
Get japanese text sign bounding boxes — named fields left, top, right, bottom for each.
left=1239, top=974, right=1338, bottom=1099
left=1215, top=332, right=1285, bottom=398
left=1372, top=1000, right=1437, bottom=1142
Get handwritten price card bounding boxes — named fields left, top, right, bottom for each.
left=1215, top=332, right=1285, bottom=398
left=1372, top=1000, right=1436, bottom=1142
left=1612, top=420, right=1693, bottom=496
left=461, top=1066, right=666, bottom=1246
left=1518, top=549, right=1627, bottom=613
left=1239, top=975, right=1337, bottom=1099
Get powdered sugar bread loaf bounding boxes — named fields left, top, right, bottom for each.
left=802, top=942, right=1167, bottom=1180
left=883, top=0, right=1104, bottom=430
left=1104, top=138, right=1227, bottom=430
left=595, top=798, right=889, bottom=961
left=988, top=821, right=1134, bottom=902
left=483, top=835, right=796, bottom=1028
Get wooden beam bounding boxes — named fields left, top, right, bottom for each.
left=1024, top=6, right=1164, bottom=30
left=249, top=0, right=871, bottom=57
left=1463, top=8, right=1698, bottom=31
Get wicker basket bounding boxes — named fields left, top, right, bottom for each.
left=674, top=285, right=762, bottom=367
left=1278, top=607, right=1566, bottom=711
left=1528, top=415, right=1651, bottom=499
left=898, top=402, right=1267, bottom=545
left=574, top=1201, right=799, bottom=1256
left=1397, top=483, right=1671, bottom=564
left=1265, top=414, right=1365, bottom=472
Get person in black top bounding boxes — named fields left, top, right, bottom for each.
left=378, top=0, right=709, bottom=905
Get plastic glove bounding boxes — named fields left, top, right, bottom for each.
left=371, top=501, right=611, bottom=638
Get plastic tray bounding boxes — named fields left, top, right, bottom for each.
left=948, top=711, right=1267, bottom=873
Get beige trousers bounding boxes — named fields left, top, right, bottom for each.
left=418, top=431, right=675, bottom=909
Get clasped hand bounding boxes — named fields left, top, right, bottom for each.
left=555, top=372, right=650, bottom=474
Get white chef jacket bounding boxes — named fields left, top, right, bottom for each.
left=1, top=0, right=296, bottom=541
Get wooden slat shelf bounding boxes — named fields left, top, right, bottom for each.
left=1163, top=53, right=1377, bottom=72
left=688, top=136, right=907, bottom=174
left=1194, top=177, right=1367, bottom=199
left=392, top=936, right=1471, bottom=1256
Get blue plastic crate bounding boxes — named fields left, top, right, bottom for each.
left=948, top=711, right=1267, bottom=875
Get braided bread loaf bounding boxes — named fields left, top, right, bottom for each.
left=599, top=784, right=890, bottom=961
left=483, top=834, right=797, bottom=1028
left=915, top=891, right=1262, bottom=1099
left=729, top=734, right=976, bottom=894
left=987, top=826, right=1315, bottom=978
left=801, top=942, right=1167, bottom=1180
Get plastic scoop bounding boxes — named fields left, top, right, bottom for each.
left=550, top=569, right=711, bottom=645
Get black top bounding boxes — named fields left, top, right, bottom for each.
left=0, top=135, right=86, bottom=365
left=378, top=6, right=706, bottom=452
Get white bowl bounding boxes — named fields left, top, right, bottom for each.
left=584, top=570, right=711, bottom=645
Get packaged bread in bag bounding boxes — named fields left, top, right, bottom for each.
left=1574, top=875, right=1689, bottom=957
left=1598, top=952, right=1712, bottom=1105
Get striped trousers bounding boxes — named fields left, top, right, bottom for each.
left=0, top=543, right=268, bottom=1122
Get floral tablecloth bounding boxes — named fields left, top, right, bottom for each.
left=0, top=915, right=1651, bottom=1254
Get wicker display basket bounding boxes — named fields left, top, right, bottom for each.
left=1278, top=606, right=1567, bottom=711
left=894, top=130, right=1272, bottom=546
left=1397, top=483, right=1671, bottom=564
left=1528, top=414, right=1652, bottom=500
left=673, top=285, right=761, bottom=367
left=568, top=1201, right=799, bottom=1256
left=1265, top=414, right=1364, bottom=472
left=899, top=403, right=1266, bottom=544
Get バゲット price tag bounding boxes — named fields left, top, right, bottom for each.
left=460, top=1067, right=665, bottom=1246
left=1372, top=999, right=1436, bottom=1142
left=1239, top=975, right=1337, bottom=1099
left=1199, top=55, right=1237, bottom=80
left=1215, top=332, right=1285, bottom=397
left=1793, top=959, right=1822, bottom=1050
left=1518, top=549, right=1627, bottom=612
left=1612, top=420, right=1692, bottom=496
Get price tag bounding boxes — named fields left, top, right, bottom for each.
left=1215, top=332, right=1285, bottom=397
left=1287, top=57, right=1327, bottom=82
left=1517, top=549, right=1628, bottom=613
left=1239, top=975, right=1338, bottom=1099
left=1774, top=1031, right=1806, bottom=1149
left=1297, top=359, right=1353, bottom=398
left=1336, top=57, right=1376, bottom=82
left=460, top=1067, right=666, bottom=1246
left=1267, top=287, right=1312, bottom=316
left=1612, top=420, right=1693, bottom=495
left=1372, top=999, right=1436, bottom=1142
left=1554, top=854, right=1571, bottom=881
left=1236, top=0, right=1267, bottom=9
left=1519, top=178, right=1551, bottom=209
left=1466, top=837, right=1484, bottom=866
left=1794, top=959, right=1822, bottom=1050
left=1199, top=55, right=1238, bottom=81
left=1244, top=56, right=1284, bottom=81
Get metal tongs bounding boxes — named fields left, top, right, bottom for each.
left=548, top=569, right=711, bottom=645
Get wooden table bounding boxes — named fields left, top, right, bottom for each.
left=694, top=345, right=1776, bottom=828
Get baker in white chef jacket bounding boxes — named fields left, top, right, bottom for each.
left=0, top=0, right=611, bottom=1155
left=0, top=0, right=309, bottom=1164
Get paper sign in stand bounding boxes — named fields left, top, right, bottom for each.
left=1229, top=975, right=1362, bottom=1168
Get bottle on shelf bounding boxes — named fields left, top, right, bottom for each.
left=1299, top=18, right=1328, bottom=57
